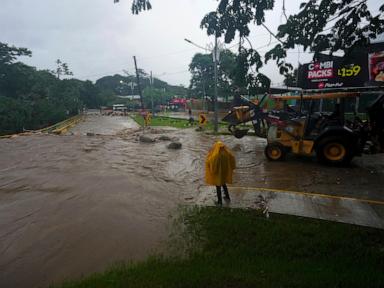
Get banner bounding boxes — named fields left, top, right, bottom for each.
left=368, top=51, right=384, bottom=82
left=298, top=43, right=384, bottom=89
left=298, top=54, right=368, bottom=89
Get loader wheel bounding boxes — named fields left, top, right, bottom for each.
left=265, top=143, right=286, bottom=161
left=316, top=137, right=353, bottom=165
left=228, top=125, right=249, bottom=139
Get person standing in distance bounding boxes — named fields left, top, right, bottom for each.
left=205, top=141, right=236, bottom=205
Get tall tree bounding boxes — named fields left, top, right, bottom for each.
left=189, top=53, right=213, bottom=100
left=142, top=86, right=172, bottom=108
left=189, top=49, right=237, bottom=102
left=0, top=42, right=31, bottom=65
left=0, top=43, right=32, bottom=95
left=0, top=42, right=113, bottom=134
left=283, top=68, right=298, bottom=87
left=113, top=0, right=151, bottom=14
left=51, top=59, right=73, bottom=79
left=200, top=1, right=384, bottom=91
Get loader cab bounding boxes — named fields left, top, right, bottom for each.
left=265, top=92, right=383, bottom=164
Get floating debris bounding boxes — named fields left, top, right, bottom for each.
left=167, top=142, right=182, bottom=149
left=139, top=135, right=155, bottom=143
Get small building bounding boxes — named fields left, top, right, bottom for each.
left=116, top=95, right=141, bottom=101
left=112, top=104, right=128, bottom=112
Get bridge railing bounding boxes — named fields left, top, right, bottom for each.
left=40, top=114, right=84, bottom=134
left=0, top=114, right=84, bottom=138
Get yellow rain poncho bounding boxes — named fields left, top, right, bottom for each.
left=205, top=141, right=236, bottom=186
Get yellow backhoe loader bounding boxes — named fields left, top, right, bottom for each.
left=223, top=91, right=384, bottom=165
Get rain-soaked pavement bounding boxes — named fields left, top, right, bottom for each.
left=1, top=113, right=384, bottom=287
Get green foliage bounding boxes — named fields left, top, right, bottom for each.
left=50, top=59, right=73, bottom=79
left=189, top=53, right=214, bottom=99
left=0, top=42, right=115, bottom=135
left=142, top=87, right=172, bottom=108
left=0, top=42, right=31, bottom=65
left=96, top=73, right=182, bottom=97
left=120, top=0, right=383, bottom=91
left=54, top=207, right=384, bottom=288
left=277, top=1, right=384, bottom=57
left=131, top=0, right=152, bottom=14
left=283, top=68, right=298, bottom=87
left=114, top=0, right=152, bottom=14
left=200, top=0, right=384, bottom=90
left=0, top=40, right=188, bottom=134
left=96, top=73, right=187, bottom=110
left=0, top=96, right=31, bottom=134
left=133, top=115, right=193, bottom=128
left=189, top=49, right=238, bottom=101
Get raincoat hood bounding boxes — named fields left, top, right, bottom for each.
left=205, top=141, right=236, bottom=186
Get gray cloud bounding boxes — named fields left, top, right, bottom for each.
left=1, top=0, right=381, bottom=86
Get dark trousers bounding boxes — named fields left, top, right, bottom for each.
left=216, top=184, right=230, bottom=204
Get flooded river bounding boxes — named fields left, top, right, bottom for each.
left=1, top=114, right=383, bottom=287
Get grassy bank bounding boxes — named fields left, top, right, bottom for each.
left=131, top=114, right=234, bottom=133
left=55, top=207, right=384, bottom=288
left=132, top=114, right=193, bottom=129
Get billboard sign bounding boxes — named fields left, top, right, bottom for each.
left=299, top=56, right=368, bottom=89
left=368, top=51, right=384, bottom=82
left=298, top=43, right=384, bottom=89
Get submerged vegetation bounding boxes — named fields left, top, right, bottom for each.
left=55, top=206, right=384, bottom=288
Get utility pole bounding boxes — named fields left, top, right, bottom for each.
left=184, top=37, right=219, bottom=130
left=213, top=35, right=219, bottom=133
left=202, top=81, right=206, bottom=112
left=150, top=71, right=154, bottom=114
left=133, top=56, right=144, bottom=110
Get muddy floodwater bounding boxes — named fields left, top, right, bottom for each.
left=1, top=114, right=383, bottom=288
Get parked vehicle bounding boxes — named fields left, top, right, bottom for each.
left=223, top=90, right=384, bottom=165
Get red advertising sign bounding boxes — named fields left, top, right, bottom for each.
left=299, top=55, right=368, bottom=89
left=307, top=61, right=334, bottom=79
left=170, top=98, right=187, bottom=105
left=298, top=43, right=384, bottom=89
left=369, top=51, right=384, bottom=82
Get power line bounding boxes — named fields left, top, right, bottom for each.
left=160, top=70, right=190, bottom=76
left=184, top=39, right=210, bottom=52
left=139, top=48, right=199, bottom=61
left=261, top=23, right=285, bottom=45
left=255, top=41, right=279, bottom=50
left=78, top=67, right=190, bottom=80
left=77, top=69, right=133, bottom=79
left=282, top=0, right=288, bottom=22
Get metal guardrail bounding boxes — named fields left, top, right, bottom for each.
left=40, top=114, right=83, bottom=134
left=0, top=114, right=84, bottom=138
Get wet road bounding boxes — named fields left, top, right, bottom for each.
left=70, top=113, right=138, bottom=135
left=0, top=114, right=383, bottom=287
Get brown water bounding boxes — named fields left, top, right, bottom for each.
left=1, top=114, right=383, bottom=287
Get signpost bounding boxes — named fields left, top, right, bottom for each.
left=199, top=113, right=207, bottom=128
left=144, top=112, right=152, bottom=127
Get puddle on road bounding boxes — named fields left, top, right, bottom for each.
left=0, top=114, right=383, bottom=287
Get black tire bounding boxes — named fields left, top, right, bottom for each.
left=253, top=119, right=268, bottom=138
left=316, top=137, right=354, bottom=165
left=228, top=125, right=248, bottom=139
left=264, top=143, right=286, bottom=161
left=233, top=129, right=249, bottom=139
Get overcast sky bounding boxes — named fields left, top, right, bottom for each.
left=1, top=0, right=382, bottom=86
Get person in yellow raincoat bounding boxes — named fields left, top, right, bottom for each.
left=205, top=141, right=236, bottom=205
